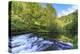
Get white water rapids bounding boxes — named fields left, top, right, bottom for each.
left=9, top=33, right=73, bottom=53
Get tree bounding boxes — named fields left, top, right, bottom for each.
left=9, top=1, right=57, bottom=37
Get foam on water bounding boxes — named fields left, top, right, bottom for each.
left=9, top=33, right=73, bottom=53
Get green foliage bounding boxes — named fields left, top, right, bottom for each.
left=57, top=11, right=78, bottom=49
left=10, top=1, right=57, bottom=36
left=61, top=10, right=78, bottom=36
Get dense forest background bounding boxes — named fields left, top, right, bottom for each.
left=9, top=1, right=78, bottom=49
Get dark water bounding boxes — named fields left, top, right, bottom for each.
left=9, top=33, right=73, bottom=53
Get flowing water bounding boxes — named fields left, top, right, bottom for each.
left=9, top=33, right=73, bottom=53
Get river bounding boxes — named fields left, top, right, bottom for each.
left=9, top=33, right=73, bottom=53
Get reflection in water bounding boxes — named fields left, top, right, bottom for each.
left=9, top=33, right=73, bottom=53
